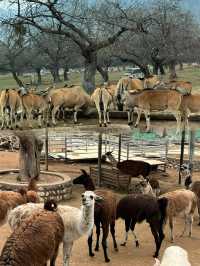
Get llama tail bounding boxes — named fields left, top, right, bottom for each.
left=158, top=197, right=168, bottom=227
left=44, top=199, right=57, bottom=212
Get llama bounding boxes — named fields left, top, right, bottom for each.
left=8, top=190, right=102, bottom=266
left=0, top=179, right=39, bottom=227
left=180, top=163, right=200, bottom=225
left=116, top=194, right=168, bottom=257
left=154, top=245, right=191, bottom=266
left=73, top=169, right=118, bottom=262
left=104, top=151, right=151, bottom=177
left=128, top=175, right=156, bottom=196
left=159, top=189, right=197, bottom=242
left=0, top=199, right=64, bottom=266
left=104, top=151, right=160, bottom=195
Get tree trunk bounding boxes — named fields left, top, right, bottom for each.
left=16, top=132, right=43, bottom=181
left=97, top=65, right=109, bottom=82
left=169, top=61, right=177, bottom=80
left=63, top=65, right=69, bottom=81
left=36, top=68, right=42, bottom=85
left=82, top=51, right=97, bottom=94
left=179, top=62, right=183, bottom=71
left=50, top=65, right=61, bottom=83
left=11, top=71, right=24, bottom=87
left=140, top=65, right=151, bottom=77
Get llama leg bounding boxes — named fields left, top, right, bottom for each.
left=130, top=221, right=139, bottom=247
left=169, top=216, right=174, bottom=242
left=110, top=222, right=118, bottom=251
left=95, top=220, right=101, bottom=251
left=50, top=243, right=60, bottom=266
left=180, top=214, right=187, bottom=237
left=149, top=221, right=161, bottom=258
left=188, top=214, right=193, bottom=237
left=121, top=218, right=131, bottom=246
left=63, top=241, right=73, bottom=266
left=102, top=223, right=110, bottom=262
left=88, top=230, right=95, bottom=257
left=197, top=200, right=200, bottom=226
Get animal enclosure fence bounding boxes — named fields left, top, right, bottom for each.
left=38, top=129, right=168, bottom=172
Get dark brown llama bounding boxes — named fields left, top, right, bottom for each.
left=73, top=169, right=118, bottom=262
left=116, top=194, right=168, bottom=258
left=105, top=152, right=160, bottom=195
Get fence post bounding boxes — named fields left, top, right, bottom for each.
left=164, top=139, right=168, bottom=172
left=98, top=133, right=102, bottom=187
left=127, top=142, right=130, bottom=160
left=189, top=130, right=195, bottom=174
left=118, top=134, right=122, bottom=162
left=179, top=121, right=186, bottom=184
left=45, top=126, right=48, bottom=171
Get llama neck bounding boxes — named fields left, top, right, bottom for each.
left=84, top=179, right=95, bottom=191
left=107, top=154, right=118, bottom=167
left=79, top=203, right=94, bottom=234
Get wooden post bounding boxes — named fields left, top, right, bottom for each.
left=45, top=126, right=48, bottom=171
left=98, top=133, right=102, bottom=187
left=164, top=139, right=168, bottom=172
left=127, top=142, right=130, bottom=160
left=118, top=134, right=122, bottom=162
left=179, top=122, right=186, bottom=184
left=189, top=130, right=195, bottom=174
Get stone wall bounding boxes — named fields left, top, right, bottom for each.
left=0, top=170, right=72, bottom=202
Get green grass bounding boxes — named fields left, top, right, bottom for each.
left=0, top=66, right=199, bottom=92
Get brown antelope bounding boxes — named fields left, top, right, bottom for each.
left=91, top=85, right=113, bottom=127
left=180, top=94, right=200, bottom=128
left=168, top=80, right=192, bottom=95
left=20, top=89, right=50, bottom=128
left=115, top=75, right=160, bottom=110
left=123, top=89, right=183, bottom=133
left=50, top=86, right=93, bottom=125
left=0, top=89, right=23, bottom=129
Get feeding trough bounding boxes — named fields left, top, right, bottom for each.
left=0, top=169, right=72, bottom=202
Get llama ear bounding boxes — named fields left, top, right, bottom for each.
left=95, top=195, right=103, bottom=202
left=153, top=258, right=160, bottom=266
left=81, top=169, right=88, bottom=176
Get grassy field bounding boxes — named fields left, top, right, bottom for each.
left=0, top=65, right=199, bottom=92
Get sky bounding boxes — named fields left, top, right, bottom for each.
left=0, top=0, right=199, bottom=20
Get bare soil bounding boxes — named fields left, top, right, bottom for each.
left=0, top=151, right=200, bottom=265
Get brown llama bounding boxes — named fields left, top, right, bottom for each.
left=73, top=169, right=118, bottom=262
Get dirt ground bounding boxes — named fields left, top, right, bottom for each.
left=1, top=151, right=200, bottom=265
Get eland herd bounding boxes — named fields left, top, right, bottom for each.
left=0, top=74, right=197, bottom=132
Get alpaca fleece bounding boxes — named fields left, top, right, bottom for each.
left=0, top=188, right=39, bottom=226
left=0, top=210, right=64, bottom=266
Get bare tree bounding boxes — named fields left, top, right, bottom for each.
left=3, top=0, right=154, bottom=92
left=0, top=26, right=28, bottom=86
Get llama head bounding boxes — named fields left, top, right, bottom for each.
left=180, top=164, right=192, bottom=188
left=73, top=170, right=95, bottom=191
left=73, top=169, right=89, bottom=185
left=81, top=191, right=103, bottom=207
left=44, top=199, right=57, bottom=211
